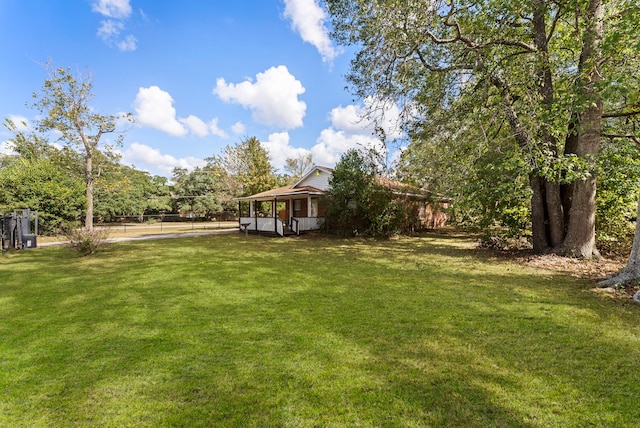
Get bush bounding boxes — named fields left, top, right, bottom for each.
left=596, top=139, right=640, bottom=256
left=63, top=228, right=109, bottom=256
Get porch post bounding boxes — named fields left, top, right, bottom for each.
left=274, top=197, right=277, bottom=232
left=252, top=200, right=257, bottom=231
left=307, top=195, right=312, bottom=217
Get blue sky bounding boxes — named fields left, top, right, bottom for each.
left=0, top=0, right=402, bottom=178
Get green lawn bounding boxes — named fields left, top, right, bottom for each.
left=1, top=233, right=639, bottom=427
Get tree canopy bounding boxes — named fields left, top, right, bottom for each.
left=325, top=0, right=640, bottom=257
left=213, top=136, right=278, bottom=197
left=0, top=125, right=85, bottom=233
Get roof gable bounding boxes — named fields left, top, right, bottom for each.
left=293, top=166, right=333, bottom=191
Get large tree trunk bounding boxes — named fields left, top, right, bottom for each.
left=561, top=119, right=579, bottom=226
left=599, top=196, right=640, bottom=303
left=530, top=175, right=549, bottom=252
left=531, top=1, right=564, bottom=251
left=556, top=0, right=603, bottom=258
left=559, top=178, right=598, bottom=257
left=545, top=181, right=565, bottom=248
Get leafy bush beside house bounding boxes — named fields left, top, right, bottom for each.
left=324, top=149, right=446, bottom=238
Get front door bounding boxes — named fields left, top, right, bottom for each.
left=278, top=200, right=289, bottom=223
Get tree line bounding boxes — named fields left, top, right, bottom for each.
left=0, top=128, right=314, bottom=236
left=0, top=63, right=315, bottom=235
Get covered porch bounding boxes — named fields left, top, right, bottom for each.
left=236, top=186, right=326, bottom=236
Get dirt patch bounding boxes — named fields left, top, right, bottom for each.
left=514, top=253, right=624, bottom=280
left=482, top=247, right=640, bottom=301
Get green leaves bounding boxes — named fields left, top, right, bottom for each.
left=94, top=163, right=171, bottom=220
left=171, top=165, right=227, bottom=218
left=325, top=148, right=406, bottom=237
left=214, top=136, right=278, bottom=197
left=0, top=156, right=85, bottom=234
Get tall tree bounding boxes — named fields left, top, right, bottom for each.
left=30, top=61, right=133, bottom=231
left=324, top=0, right=640, bottom=257
left=214, top=136, right=277, bottom=197
left=284, top=153, right=315, bottom=183
left=325, top=148, right=409, bottom=237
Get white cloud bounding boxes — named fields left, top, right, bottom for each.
left=310, top=99, right=403, bottom=166
left=1, top=116, right=33, bottom=155
left=262, top=132, right=311, bottom=172
left=231, top=121, right=245, bottom=135
left=179, top=115, right=209, bottom=138
left=134, top=86, right=188, bottom=137
left=329, top=104, right=369, bottom=135
left=208, top=118, right=228, bottom=138
left=214, top=65, right=306, bottom=129
left=134, top=87, right=228, bottom=139
left=311, top=128, right=381, bottom=166
left=362, top=97, right=404, bottom=140
left=330, top=98, right=403, bottom=139
left=117, top=35, right=138, bottom=52
left=176, top=115, right=227, bottom=139
left=283, top=0, right=339, bottom=63
left=123, top=142, right=206, bottom=176
left=92, top=0, right=132, bottom=18
left=97, top=19, right=123, bottom=40
left=1, top=140, right=15, bottom=155
left=92, top=0, right=136, bottom=51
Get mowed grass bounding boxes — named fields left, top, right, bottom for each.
left=1, top=233, right=639, bottom=427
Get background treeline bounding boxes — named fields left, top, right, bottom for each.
left=0, top=127, right=314, bottom=235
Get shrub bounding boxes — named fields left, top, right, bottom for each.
left=63, top=228, right=109, bottom=256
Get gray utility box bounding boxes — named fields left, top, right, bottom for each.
left=1, top=210, right=38, bottom=251
left=22, top=234, right=37, bottom=249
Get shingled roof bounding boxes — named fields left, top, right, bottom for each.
left=235, top=185, right=325, bottom=201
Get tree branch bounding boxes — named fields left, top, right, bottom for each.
left=546, top=4, right=564, bottom=45
left=411, top=46, right=473, bottom=72
left=602, top=133, right=640, bottom=145
left=491, top=75, right=533, bottom=150
left=427, top=1, right=536, bottom=52
left=602, top=109, right=640, bottom=118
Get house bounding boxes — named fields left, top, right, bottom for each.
left=236, top=165, right=448, bottom=236
left=236, top=166, right=332, bottom=236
